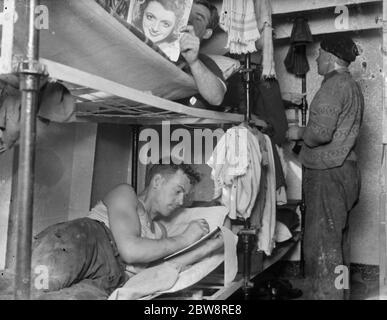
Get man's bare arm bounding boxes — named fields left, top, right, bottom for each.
left=180, top=26, right=226, bottom=106
left=189, top=60, right=226, bottom=106
left=104, top=184, right=208, bottom=265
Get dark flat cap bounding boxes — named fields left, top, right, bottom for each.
left=320, top=34, right=359, bottom=63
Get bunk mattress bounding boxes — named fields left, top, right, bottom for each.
left=13, top=0, right=197, bottom=101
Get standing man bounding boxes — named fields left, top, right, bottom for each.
left=290, top=34, right=364, bottom=299
left=179, top=0, right=227, bottom=108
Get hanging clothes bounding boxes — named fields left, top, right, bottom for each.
left=0, top=82, right=76, bottom=153
left=257, top=135, right=277, bottom=255
left=219, top=0, right=261, bottom=54
left=253, top=77, right=289, bottom=146
left=207, top=124, right=263, bottom=220
left=254, top=0, right=276, bottom=78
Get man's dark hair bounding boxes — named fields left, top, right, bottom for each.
left=194, top=0, right=219, bottom=31
left=146, top=162, right=201, bottom=186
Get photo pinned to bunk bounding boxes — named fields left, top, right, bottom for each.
left=163, top=226, right=221, bottom=261
left=127, top=0, right=193, bottom=62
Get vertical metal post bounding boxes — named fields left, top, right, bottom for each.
left=131, top=126, right=139, bottom=193
left=244, top=53, right=252, bottom=122
left=380, top=0, right=387, bottom=298
left=301, top=77, right=307, bottom=126
left=299, top=75, right=307, bottom=278
left=14, top=0, right=42, bottom=300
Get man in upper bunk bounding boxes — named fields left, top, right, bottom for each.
left=0, top=163, right=224, bottom=299
left=288, top=34, right=364, bottom=300
left=177, top=0, right=227, bottom=109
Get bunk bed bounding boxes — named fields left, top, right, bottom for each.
left=0, top=0, right=301, bottom=300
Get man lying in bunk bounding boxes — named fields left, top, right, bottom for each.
left=0, top=163, right=224, bottom=300
left=177, top=0, right=227, bottom=109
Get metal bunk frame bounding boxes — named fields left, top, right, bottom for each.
left=0, top=0, right=298, bottom=300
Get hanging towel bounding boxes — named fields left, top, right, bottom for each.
left=255, top=0, right=276, bottom=78
left=207, top=124, right=263, bottom=220
left=220, top=0, right=260, bottom=54
left=257, top=135, right=277, bottom=255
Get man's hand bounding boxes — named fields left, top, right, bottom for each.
left=207, top=232, right=224, bottom=253
left=180, top=25, right=200, bottom=66
left=287, top=125, right=305, bottom=141
left=182, top=219, right=210, bottom=244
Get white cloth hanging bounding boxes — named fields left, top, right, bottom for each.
left=207, top=124, right=262, bottom=220
left=257, top=135, right=277, bottom=255
left=219, top=0, right=260, bottom=54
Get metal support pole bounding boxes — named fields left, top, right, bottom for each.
left=299, top=75, right=308, bottom=278
left=131, top=126, right=139, bottom=193
left=237, top=219, right=257, bottom=300
left=301, top=77, right=307, bottom=126
left=380, top=0, right=387, bottom=297
left=14, top=0, right=44, bottom=300
left=244, top=53, right=252, bottom=122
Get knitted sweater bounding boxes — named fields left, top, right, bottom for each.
left=300, top=68, right=364, bottom=169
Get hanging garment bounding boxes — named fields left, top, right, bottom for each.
left=257, top=135, right=277, bottom=255
left=249, top=133, right=268, bottom=230
left=284, top=17, right=313, bottom=76
left=270, top=137, right=287, bottom=190
left=254, top=0, right=276, bottom=78
left=222, top=68, right=288, bottom=146
left=261, top=24, right=276, bottom=79
left=284, top=44, right=310, bottom=76
left=219, top=0, right=261, bottom=54
left=38, top=82, right=76, bottom=123
left=253, top=78, right=289, bottom=146
left=207, top=124, right=263, bottom=220
left=0, top=94, right=20, bottom=153
left=0, top=82, right=76, bottom=153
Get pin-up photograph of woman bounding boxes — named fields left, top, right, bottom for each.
left=128, top=0, right=193, bottom=61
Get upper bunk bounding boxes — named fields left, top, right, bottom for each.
left=0, top=0, right=264, bottom=126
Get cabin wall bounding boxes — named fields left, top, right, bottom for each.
left=90, top=124, right=133, bottom=207
left=0, top=150, right=14, bottom=270
left=0, top=121, right=97, bottom=269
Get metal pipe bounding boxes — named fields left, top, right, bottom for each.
left=131, top=126, right=139, bottom=193
left=14, top=0, right=41, bottom=300
left=380, top=0, right=387, bottom=295
left=300, top=75, right=307, bottom=278
left=244, top=53, right=252, bottom=122
left=301, top=76, right=307, bottom=126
